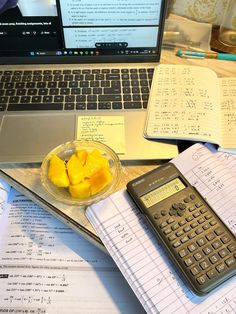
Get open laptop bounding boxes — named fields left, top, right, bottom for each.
left=0, top=0, right=178, bottom=163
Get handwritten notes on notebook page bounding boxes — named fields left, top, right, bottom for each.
left=219, top=78, right=236, bottom=150
left=144, top=64, right=236, bottom=151
left=0, top=187, right=145, bottom=313
left=86, top=143, right=236, bottom=314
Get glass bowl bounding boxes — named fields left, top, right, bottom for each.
left=40, top=140, right=121, bottom=206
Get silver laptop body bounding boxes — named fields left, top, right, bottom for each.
left=0, top=0, right=177, bottom=163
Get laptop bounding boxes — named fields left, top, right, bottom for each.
left=0, top=0, right=178, bottom=163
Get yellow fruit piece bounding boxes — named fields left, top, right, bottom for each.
left=48, top=154, right=69, bottom=187
left=89, top=168, right=113, bottom=195
left=76, top=149, right=88, bottom=166
left=67, top=153, right=84, bottom=185
left=84, top=150, right=109, bottom=178
left=69, top=180, right=91, bottom=198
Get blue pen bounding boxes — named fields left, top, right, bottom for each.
left=176, top=49, right=236, bottom=61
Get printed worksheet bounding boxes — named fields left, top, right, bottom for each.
left=0, top=187, right=144, bottom=314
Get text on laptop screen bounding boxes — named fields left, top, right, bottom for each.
left=0, top=0, right=166, bottom=62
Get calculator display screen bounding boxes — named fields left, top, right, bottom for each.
left=140, top=178, right=186, bottom=208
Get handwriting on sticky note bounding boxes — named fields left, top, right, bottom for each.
left=77, top=116, right=126, bottom=154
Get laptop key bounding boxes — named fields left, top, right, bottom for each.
left=124, top=101, right=142, bottom=109
left=0, top=104, right=6, bottom=111
left=98, top=95, right=122, bottom=101
left=7, top=103, right=63, bottom=111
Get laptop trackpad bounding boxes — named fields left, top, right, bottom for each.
left=0, top=114, right=76, bottom=163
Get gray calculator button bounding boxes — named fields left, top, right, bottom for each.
left=225, top=257, right=236, bottom=267
left=218, top=248, right=229, bottom=258
left=221, top=234, right=231, bottom=244
left=179, top=248, right=188, bottom=258
left=216, top=262, right=227, bottom=273
left=184, top=257, right=194, bottom=267
left=196, top=274, right=208, bottom=285
left=209, top=254, right=219, bottom=264
left=228, top=243, right=236, bottom=252
left=212, top=240, right=222, bottom=250
left=207, top=268, right=218, bottom=279
left=200, top=259, right=211, bottom=270
left=190, top=265, right=201, bottom=276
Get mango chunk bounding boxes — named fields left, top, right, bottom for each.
left=48, top=154, right=69, bottom=187
left=89, top=168, right=112, bottom=195
left=76, top=149, right=88, bottom=166
left=83, top=151, right=109, bottom=178
left=69, top=180, right=91, bottom=199
left=67, top=153, right=84, bottom=185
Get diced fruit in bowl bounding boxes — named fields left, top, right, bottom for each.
left=41, top=141, right=121, bottom=206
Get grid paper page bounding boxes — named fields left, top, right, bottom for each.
left=86, top=143, right=236, bottom=314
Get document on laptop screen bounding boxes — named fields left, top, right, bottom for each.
left=58, top=0, right=162, bottom=49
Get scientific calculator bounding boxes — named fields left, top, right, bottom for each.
left=126, top=163, right=236, bottom=295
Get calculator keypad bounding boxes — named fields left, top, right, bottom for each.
left=153, top=192, right=236, bottom=294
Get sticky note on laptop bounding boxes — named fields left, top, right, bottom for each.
left=77, top=116, right=126, bottom=154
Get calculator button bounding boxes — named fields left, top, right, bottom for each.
left=193, top=211, right=201, bottom=218
left=161, top=210, right=167, bottom=216
left=183, top=226, right=191, bottom=233
left=190, top=265, right=201, bottom=276
left=163, top=228, right=172, bottom=235
left=200, top=207, right=208, bottom=214
left=203, top=246, right=213, bottom=255
left=186, top=215, right=194, bottom=222
left=203, top=223, right=211, bottom=230
left=200, top=259, right=211, bottom=270
left=191, top=222, right=198, bottom=228
left=205, top=232, right=216, bottom=241
left=172, top=203, right=179, bottom=210
left=154, top=213, right=162, bottom=219
left=206, top=268, right=218, bottom=279
left=197, top=237, right=207, bottom=247
left=195, top=202, right=203, bottom=208
left=167, top=217, right=175, bottom=224
left=205, top=213, right=213, bottom=220
left=189, top=206, right=196, bottom=212
left=196, top=274, right=208, bottom=285
left=178, top=203, right=186, bottom=210
left=184, top=197, right=190, bottom=203
left=194, top=251, right=204, bottom=261
left=179, top=248, right=188, bottom=258
left=187, top=243, right=198, bottom=252
left=173, top=240, right=181, bottom=248
left=176, top=230, right=184, bottom=237
left=168, top=234, right=177, bottom=241
left=210, top=220, right=217, bottom=226
left=214, top=227, right=224, bottom=236
left=216, top=262, right=227, bottom=273
left=218, top=248, right=229, bottom=258
left=195, top=228, right=204, bottom=235
left=169, top=208, right=176, bottom=216
left=221, top=234, right=231, bottom=244
left=180, top=236, right=189, bottom=244
left=179, top=220, right=186, bottom=226
left=227, top=243, right=236, bottom=253
left=171, top=224, right=179, bottom=231
left=184, top=257, right=194, bottom=267
left=209, top=254, right=220, bottom=264
left=160, top=221, right=168, bottom=228
left=177, top=209, right=184, bottom=216
left=212, top=240, right=222, bottom=250
left=198, top=217, right=205, bottom=224
left=189, top=194, right=196, bottom=200
left=188, top=232, right=196, bottom=239
left=225, top=257, right=236, bottom=267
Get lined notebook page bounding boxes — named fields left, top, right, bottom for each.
left=86, top=143, right=236, bottom=314
left=144, top=65, right=221, bottom=144
left=219, top=77, right=236, bottom=148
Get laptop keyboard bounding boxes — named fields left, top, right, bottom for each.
left=0, top=67, right=154, bottom=112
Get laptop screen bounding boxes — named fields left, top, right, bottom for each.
left=0, top=0, right=167, bottom=64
